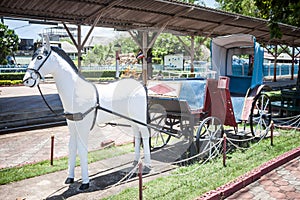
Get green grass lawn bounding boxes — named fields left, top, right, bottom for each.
left=0, top=128, right=299, bottom=200
left=104, top=128, right=300, bottom=200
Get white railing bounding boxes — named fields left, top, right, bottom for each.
left=263, top=63, right=299, bottom=79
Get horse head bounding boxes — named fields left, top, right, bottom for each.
left=23, top=36, right=52, bottom=87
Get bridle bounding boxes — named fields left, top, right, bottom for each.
left=23, top=48, right=52, bottom=87
left=24, top=48, right=61, bottom=116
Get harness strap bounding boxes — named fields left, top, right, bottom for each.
left=64, top=105, right=98, bottom=121
left=38, top=84, right=63, bottom=117
left=64, top=84, right=99, bottom=131
left=97, top=105, right=180, bottom=138
left=90, top=84, right=99, bottom=130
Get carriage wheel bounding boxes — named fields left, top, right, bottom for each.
left=250, top=93, right=272, bottom=137
left=149, top=104, right=170, bottom=151
left=195, top=116, right=223, bottom=160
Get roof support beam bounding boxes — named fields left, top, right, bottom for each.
left=142, top=31, right=148, bottom=85
left=62, top=22, right=84, bottom=71
left=265, top=45, right=279, bottom=82
left=129, top=23, right=166, bottom=84
left=62, top=22, right=78, bottom=48
left=77, top=24, right=82, bottom=71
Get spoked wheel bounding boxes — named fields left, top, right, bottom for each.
left=195, top=116, right=223, bottom=160
left=250, top=93, right=272, bottom=138
left=148, top=104, right=169, bottom=151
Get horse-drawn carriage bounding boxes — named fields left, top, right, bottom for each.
left=22, top=34, right=272, bottom=190
left=147, top=34, right=272, bottom=157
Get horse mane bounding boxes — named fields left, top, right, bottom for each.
left=51, top=46, right=79, bottom=73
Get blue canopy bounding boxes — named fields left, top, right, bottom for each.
left=211, top=34, right=264, bottom=95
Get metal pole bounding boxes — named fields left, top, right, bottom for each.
left=116, top=50, right=120, bottom=79
left=223, top=133, right=227, bottom=167
left=138, top=162, right=143, bottom=200
left=273, top=45, right=278, bottom=82
left=291, top=47, right=295, bottom=80
left=142, top=31, right=148, bottom=86
left=77, top=25, right=82, bottom=72
left=50, top=135, right=54, bottom=165
left=270, top=121, right=274, bottom=146
left=190, top=36, right=195, bottom=75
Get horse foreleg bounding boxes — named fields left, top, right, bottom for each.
left=76, top=130, right=89, bottom=184
left=140, top=126, right=151, bottom=168
left=66, top=125, right=77, bottom=182
left=133, top=126, right=141, bottom=164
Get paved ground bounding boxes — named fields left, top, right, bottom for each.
left=227, top=156, right=300, bottom=200
left=0, top=124, right=135, bottom=169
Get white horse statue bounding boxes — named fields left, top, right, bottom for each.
left=23, top=41, right=151, bottom=190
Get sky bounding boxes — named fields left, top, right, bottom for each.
left=3, top=0, right=217, bottom=41
left=4, top=18, right=117, bottom=41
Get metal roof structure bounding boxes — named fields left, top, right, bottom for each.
left=1, top=0, right=300, bottom=47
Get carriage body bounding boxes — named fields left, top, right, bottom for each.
left=147, top=34, right=272, bottom=155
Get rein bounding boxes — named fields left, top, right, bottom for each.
left=37, top=84, right=64, bottom=117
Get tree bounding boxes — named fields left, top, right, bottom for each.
left=216, top=0, right=262, bottom=18
left=0, top=23, right=19, bottom=65
left=83, top=43, right=114, bottom=66
left=255, top=0, right=300, bottom=38
left=216, top=0, right=300, bottom=39
left=117, top=36, right=137, bottom=54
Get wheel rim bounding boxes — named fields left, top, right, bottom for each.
left=250, top=93, right=272, bottom=137
left=149, top=104, right=170, bottom=150
left=196, top=117, right=223, bottom=160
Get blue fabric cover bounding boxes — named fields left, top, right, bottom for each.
left=251, top=40, right=264, bottom=89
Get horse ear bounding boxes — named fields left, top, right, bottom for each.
left=44, top=35, right=51, bottom=52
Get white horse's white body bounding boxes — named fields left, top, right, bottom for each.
left=23, top=45, right=150, bottom=188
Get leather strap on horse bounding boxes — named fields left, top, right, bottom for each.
left=38, top=84, right=63, bottom=117
left=38, top=82, right=99, bottom=131
left=64, top=105, right=98, bottom=121
left=64, top=83, right=99, bottom=131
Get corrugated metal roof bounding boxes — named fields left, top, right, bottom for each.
left=0, top=0, right=299, bottom=47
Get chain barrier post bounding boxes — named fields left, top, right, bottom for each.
left=50, top=135, right=54, bottom=165
left=223, top=133, right=227, bottom=167
left=270, top=121, right=274, bottom=146
left=138, top=161, right=143, bottom=200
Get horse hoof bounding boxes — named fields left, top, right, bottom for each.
left=132, top=160, right=138, bottom=166
left=79, top=183, right=89, bottom=190
left=143, top=166, right=152, bottom=174
left=64, top=177, right=74, bottom=184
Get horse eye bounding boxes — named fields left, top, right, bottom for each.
left=37, top=55, right=43, bottom=60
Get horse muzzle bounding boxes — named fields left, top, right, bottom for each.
left=23, top=70, right=40, bottom=87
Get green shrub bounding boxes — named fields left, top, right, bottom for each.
left=81, top=70, right=119, bottom=78
left=265, top=90, right=281, bottom=101
left=0, top=73, right=25, bottom=81
left=86, top=77, right=115, bottom=82
left=0, top=80, right=23, bottom=86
